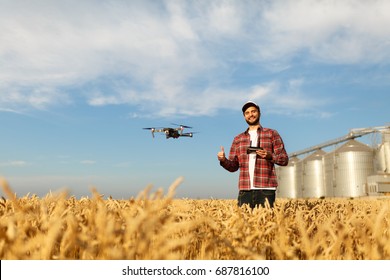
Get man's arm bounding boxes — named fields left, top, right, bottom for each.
left=272, top=131, right=289, bottom=166
left=218, top=144, right=240, bottom=172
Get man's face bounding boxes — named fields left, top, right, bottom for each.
left=244, top=106, right=260, bottom=125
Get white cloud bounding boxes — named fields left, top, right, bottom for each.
left=0, top=161, right=29, bottom=167
left=206, top=2, right=244, bottom=37
left=80, top=160, right=96, bottom=165
left=258, top=0, right=390, bottom=63
left=1, top=0, right=389, bottom=117
left=0, top=88, right=71, bottom=110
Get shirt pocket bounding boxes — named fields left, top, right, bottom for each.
left=259, top=135, right=273, bottom=152
left=236, top=138, right=250, bottom=156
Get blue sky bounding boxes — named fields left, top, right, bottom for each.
left=1, top=0, right=389, bottom=199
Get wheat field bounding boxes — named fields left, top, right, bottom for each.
left=1, top=177, right=389, bottom=260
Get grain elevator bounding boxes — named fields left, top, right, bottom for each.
left=276, top=126, right=390, bottom=198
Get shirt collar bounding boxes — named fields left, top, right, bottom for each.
left=244, top=125, right=263, bottom=135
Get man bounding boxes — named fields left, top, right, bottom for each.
left=217, top=101, right=289, bottom=209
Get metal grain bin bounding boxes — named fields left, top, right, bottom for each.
left=301, top=149, right=326, bottom=198
left=276, top=156, right=301, bottom=198
left=375, top=132, right=390, bottom=174
left=323, top=150, right=336, bottom=197
left=332, top=139, right=374, bottom=197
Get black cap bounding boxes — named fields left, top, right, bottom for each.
left=242, top=101, right=260, bottom=113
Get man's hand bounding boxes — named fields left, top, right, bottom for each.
left=256, top=149, right=272, bottom=160
left=217, top=146, right=226, bottom=161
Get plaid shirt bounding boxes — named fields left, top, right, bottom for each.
left=220, top=126, right=289, bottom=190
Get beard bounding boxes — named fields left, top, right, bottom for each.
left=245, top=115, right=260, bottom=126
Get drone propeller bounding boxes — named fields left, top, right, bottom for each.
left=171, top=123, right=193, bottom=129
left=142, top=127, right=156, bottom=138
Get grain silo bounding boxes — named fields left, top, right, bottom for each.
left=370, top=131, right=390, bottom=195
left=331, top=139, right=374, bottom=197
left=375, top=131, right=390, bottom=173
left=301, top=149, right=326, bottom=198
left=286, top=125, right=389, bottom=198
left=323, top=150, right=335, bottom=197
left=276, top=156, right=301, bottom=198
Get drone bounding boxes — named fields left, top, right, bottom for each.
left=143, top=124, right=196, bottom=139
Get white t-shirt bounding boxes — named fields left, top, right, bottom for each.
left=248, top=130, right=258, bottom=189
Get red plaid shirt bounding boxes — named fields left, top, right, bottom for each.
left=220, top=126, right=289, bottom=190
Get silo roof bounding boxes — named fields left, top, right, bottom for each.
left=287, top=156, right=300, bottom=166
left=335, top=139, right=373, bottom=153
left=303, top=149, right=326, bottom=161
